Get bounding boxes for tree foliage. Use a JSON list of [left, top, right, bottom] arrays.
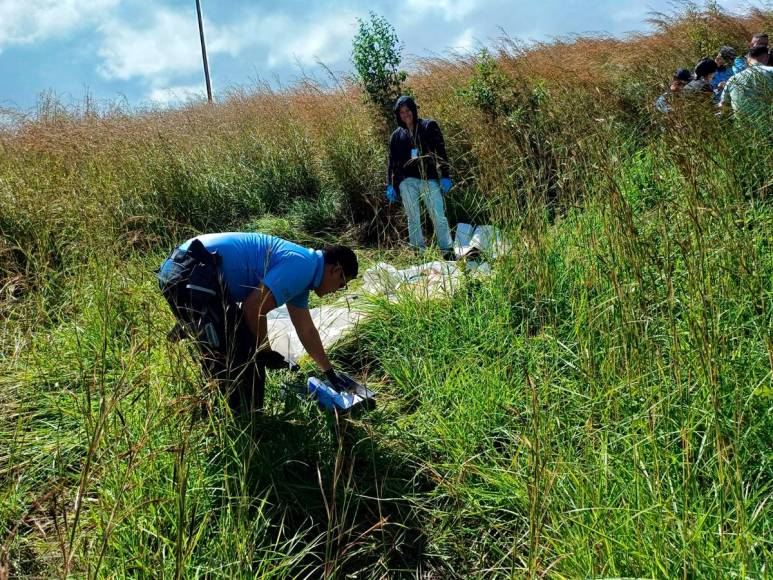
[[351, 12, 407, 126]]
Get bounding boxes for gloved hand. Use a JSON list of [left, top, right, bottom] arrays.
[[255, 349, 294, 370], [440, 178, 452, 193], [386, 184, 397, 203], [324, 368, 350, 392]]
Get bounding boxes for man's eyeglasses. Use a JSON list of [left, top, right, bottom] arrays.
[[333, 263, 348, 291]]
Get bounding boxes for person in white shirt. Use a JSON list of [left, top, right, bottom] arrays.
[[720, 46, 773, 134]]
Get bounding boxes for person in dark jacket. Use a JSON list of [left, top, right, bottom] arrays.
[[683, 58, 719, 97], [386, 95, 454, 257]]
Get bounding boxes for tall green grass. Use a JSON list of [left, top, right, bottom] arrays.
[[1, 5, 772, 577]]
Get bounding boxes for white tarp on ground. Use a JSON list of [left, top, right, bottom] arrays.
[[267, 224, 499, 363], [361, 260, 461, 299], [266, 296, 365, 363]]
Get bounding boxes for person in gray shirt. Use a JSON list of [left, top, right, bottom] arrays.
[[720, 46, 773, 136], [684, 58, 718, 97]]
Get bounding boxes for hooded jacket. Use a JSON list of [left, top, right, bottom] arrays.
[[387, 95, 449, 190]]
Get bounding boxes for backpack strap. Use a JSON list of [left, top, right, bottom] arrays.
[[186, 238, 222, 267]]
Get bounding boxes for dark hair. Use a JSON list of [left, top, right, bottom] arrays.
[[674, 68, 693, 83], [749, 45, 769, 59], [323, 245, 359, 281], [393, 95, 418, 128], [694, 58, 718, 79], [718, 46, 736, 61]]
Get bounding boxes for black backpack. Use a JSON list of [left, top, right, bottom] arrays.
[[159, 238, 227, 350]]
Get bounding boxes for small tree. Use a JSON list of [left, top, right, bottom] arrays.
[[458, 49, 515, 121], [351, 12, 407, 128]]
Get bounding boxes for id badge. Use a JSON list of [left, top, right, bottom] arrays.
[[411, 148, 418, 159]]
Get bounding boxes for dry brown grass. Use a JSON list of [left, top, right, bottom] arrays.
[[3, 8, 768, 152], [0, 6, 770, 285]]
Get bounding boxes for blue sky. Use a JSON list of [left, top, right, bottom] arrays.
[[0, 0, 760, 112]]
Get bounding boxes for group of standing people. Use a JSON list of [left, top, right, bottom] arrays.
[[656, 32, 773, 131]]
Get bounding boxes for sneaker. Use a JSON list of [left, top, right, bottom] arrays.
[[459, 247, 481, 261], [167, 321, 187, 342], [442, 249, 456, 261]]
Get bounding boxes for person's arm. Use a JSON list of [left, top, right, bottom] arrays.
[[241, 284, 277, 350], [719, 79, 733, 114], [387, 132, 396, 188], [286, 304, 333, 371], [655, 94, 670, 114], [428, 120, 450, 179], [388, 131, 408, 192]]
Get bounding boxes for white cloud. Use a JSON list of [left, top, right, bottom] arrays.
[[257, 13, 358, 68], [96, 6, 357, 85], [0, 0, 119, 49], [403, 0, 481, 21], [97, 7, 227, 81], [609, 5, 651, 25], [148, 83, 206, 106], [452, 28, 477, 52]]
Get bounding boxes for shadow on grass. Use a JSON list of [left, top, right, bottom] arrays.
[[207, 372, 443, 578]]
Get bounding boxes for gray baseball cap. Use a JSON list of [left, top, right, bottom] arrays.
[[718, 46, 737, 60]]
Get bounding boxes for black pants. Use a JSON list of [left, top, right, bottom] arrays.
[[158, 242, 266, 411]]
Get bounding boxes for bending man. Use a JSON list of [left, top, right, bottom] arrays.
[[386, 95, 454, 259], [157, 232, 358, 410]]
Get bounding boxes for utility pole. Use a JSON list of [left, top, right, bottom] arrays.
[[195, 0, 213, 103]]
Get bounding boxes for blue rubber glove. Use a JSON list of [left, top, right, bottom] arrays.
[[440, 177, 452, 193], [386, 184, 397, 203]]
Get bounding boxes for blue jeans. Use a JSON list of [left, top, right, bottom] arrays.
[[399, 177, 452, 250]]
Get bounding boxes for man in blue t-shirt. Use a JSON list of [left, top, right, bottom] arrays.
[[157, 232, 358, 410], [711, 46, 737, 100]]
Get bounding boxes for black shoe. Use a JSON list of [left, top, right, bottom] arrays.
[[459, 247, 481, 261], [442, 249, 456, 261], [167, 321, 187, 342]]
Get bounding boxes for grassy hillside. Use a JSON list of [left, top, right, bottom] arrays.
[[1, 5, 771, 578]]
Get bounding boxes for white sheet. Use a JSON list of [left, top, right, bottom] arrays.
[[267, 225, 498, 362]]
